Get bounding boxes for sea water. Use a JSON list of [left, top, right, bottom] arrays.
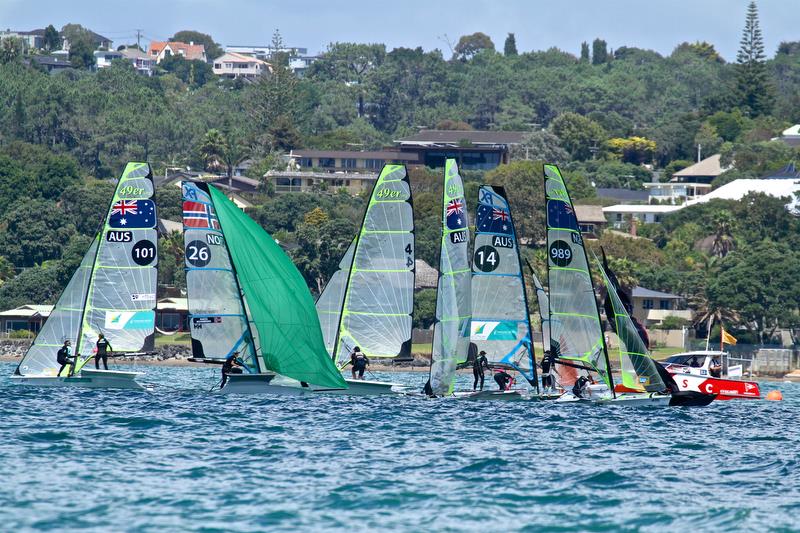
[[0, 361, 798, 532]]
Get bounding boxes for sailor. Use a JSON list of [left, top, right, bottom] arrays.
[[56, 340, 76, 377], [221, 351, 244, 388], [689, 356, 701, 368], [350, 346, 369, 380], [709, 357, 722, 378], [494, 369, 514, 391], [473, 350, 489, 391], [572, 375, 591, 399], [540, 350, 553, 391], [95, 333, 112, 370]]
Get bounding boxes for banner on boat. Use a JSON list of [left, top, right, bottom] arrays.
[[104, 310, 155, 330], [471, 321, 518, 341]]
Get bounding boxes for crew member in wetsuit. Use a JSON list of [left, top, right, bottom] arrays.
[[56, 340, 76, 377], [221, 351, 244, 388], [350, 346, 369, 380], [572, 376, 591, 399], [473, 350, 489, 391], [541, 350, 553, 391], [95, 333, 112, 370], [494, 369, 514, 391]]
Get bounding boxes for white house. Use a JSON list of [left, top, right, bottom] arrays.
[[643, 154, 725, 205], [94, 49, 123, 69], [212, 52, 271, 79]]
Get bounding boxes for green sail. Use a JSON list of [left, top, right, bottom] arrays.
[[597, 261, 666, 393], [208, 185, 346, 389]]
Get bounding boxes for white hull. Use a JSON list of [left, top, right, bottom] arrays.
[[218, 373, 403, 396], [452, 389, 564, 401], [556, 391, 671, 406], [11, 369, 145, 390]]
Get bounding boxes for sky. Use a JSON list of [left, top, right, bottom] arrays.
[[1, 0, 798, 60]]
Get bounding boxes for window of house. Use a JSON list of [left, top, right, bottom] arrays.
[[579, 223, 594, 233], [342, 158, 357, 169], [160, 313, 181, 331], [276, 178, 290, 186], [659, 300, 672, 310], [642, 299, 654, 310], [319, 158, 335, 168], [332, 179, 345, 187], [214, 63, 221, 69], [365, 159, 384, 169], [345, 180, 351, 186], [299, 158, 312, 168], [5, 320, 29, 332], [616, 213, 623, 222]]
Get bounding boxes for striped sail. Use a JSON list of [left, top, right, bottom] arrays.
[[470, 185, 536, 383], [73, 162, 158, 371], [320, 164, 415, 365], [544, 164, 613, 390], [182, 181, 259, 372], [429, 160, 471, 396], [315, 238, 355, 357], [598, 261, 665, 393]]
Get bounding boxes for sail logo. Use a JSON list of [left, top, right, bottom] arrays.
[[109, 199, 156, 229], [376, 187, 402, 199], [106, 230, 132, 242], [471, 321, 518, 341], [131, 293, 156, 302], [446, 181, 463, 198], [492, 236, 514, 248], [117, 185, 146, 198], [206, 234, 224, 246], [446, 199, 466, 230], [104, 310, 154, 330], [450, 230, 467, 244]]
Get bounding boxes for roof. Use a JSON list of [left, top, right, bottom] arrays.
[[31, 55, 73, 67], [782, 125, 800, 137], [291, 150, 419, 161], [761, 162, 800, 180], [395, 130, 527, 146], [596, 188, 649, 203], [157, 298, 188, 312], [672, 154, 724, 179], [158, 218, 182, 235], [119, 48, 150, 60], [574, 205, 607, 224], [0, 304, 53, 317], [682, 178, 800, 212], [149, 41, 206, 60], [603, 204, 681, 214], [414, 259, 438, 289], [632, 287, 682, 300], [213, 51, 271, 66]]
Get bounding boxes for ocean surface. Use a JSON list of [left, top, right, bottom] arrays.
[[0, 361, 798, 532]]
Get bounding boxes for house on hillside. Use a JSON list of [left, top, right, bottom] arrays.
[[30, 55, 74, 73], [148, 41, 207, 63], [0, 305, 53, 335], [212, 52, 271, 79], [120, 47, 155, 75], [596, 187, 649, 204], [62, 30, 112, 51], [225, 45, 316, 75], [630, 287, 691, 327], [394, 130, 526, 170], [156, 298, 188, 333], [643, 154, 726, 204], [775, 124, 800, 148], [603, 204, 680, 228], [574, 205, 607, 238], [94, 49, 123, 69], [0, 28, 46, 50]]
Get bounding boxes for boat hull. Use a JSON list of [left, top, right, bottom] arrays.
[[669, 371, 760, 400], [453, 390, 563, 401], [11, 369, 144, 390], [556, 392, 671, 406], [218, 374, 401, 396]]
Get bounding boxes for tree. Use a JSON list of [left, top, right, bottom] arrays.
[[693, 123, 723, 158], [550, 112, 607, 160], [710, 211, 735, 258], [605, 136, 656, 165], [43, 24, 61, 51], [158, 55, 214, 87], [68, 34, 95, 69], [0, 38, 23, 64], [198, 129, 226, 172], [454, 32, 495, 60], [580, 42, 590, 62], [511, 130, 569, 163], [413, 288, 437, 329], [504, 33, 518, 56], [735, 1, 773, 116], [591, 38, 608, 65], [170, 30, 222, 61]]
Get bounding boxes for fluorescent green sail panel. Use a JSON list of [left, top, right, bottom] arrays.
[[544, 164, 612, 389], [334, 164, 414, 364], [429, 159, 471, 396], [208, 185, 346, 389], [316, 238, 355, 357], [598, 262, 665, 393]]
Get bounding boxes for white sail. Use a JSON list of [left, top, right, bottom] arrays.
[[531, 270, 551, 355], [429, 159, 471, 396], [315, 238, 355, 357]]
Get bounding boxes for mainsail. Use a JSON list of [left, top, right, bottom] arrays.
[[544, 164, 613, 391], [182, 181, 259, 372], [597, 260, 666, 393], [201, 183, 346, 388], [16, 162, 158, 376], [470, 185, 536, 385], [321, 164, 415, 366], [530, 266, 551, 356], [316, 238, 355, 357], [429, 159, 471, 396]]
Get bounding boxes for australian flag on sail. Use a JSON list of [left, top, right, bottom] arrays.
[[547, 199, 580, 232], [477, 204, 512, 234], [109, 199, 156, 229], [183, 201, 220, 230], [446, 198, 466, 230]]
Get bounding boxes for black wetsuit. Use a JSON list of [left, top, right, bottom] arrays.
[[541, 358, 552, 390], [473, 354, 489, 390], [351, 352, 369, 379], [95, 338, 112, 370], [56, 346, 75, 377], [494, 371, 513, 391], [572, 376, 590, 398], [221, 356, 243, 388]]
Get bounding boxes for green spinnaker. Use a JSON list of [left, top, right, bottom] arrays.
[[209, 185, 346, 389]]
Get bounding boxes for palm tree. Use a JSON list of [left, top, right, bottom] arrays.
[[689, 291, 741, 349], [710, 211, 736, 258], [198, 129, 226, 173]]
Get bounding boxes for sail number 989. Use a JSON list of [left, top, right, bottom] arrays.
[[549, 240, 573, 267], [186, 240, 211, 267]]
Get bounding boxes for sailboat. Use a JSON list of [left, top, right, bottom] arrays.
[[181, 181, 346, 394], [315, 164, 415, 395], [460, 185, 543, 400], [12, 162, 158, 389], [543, 164, 668, 405], [427, 159, 472, 396]]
